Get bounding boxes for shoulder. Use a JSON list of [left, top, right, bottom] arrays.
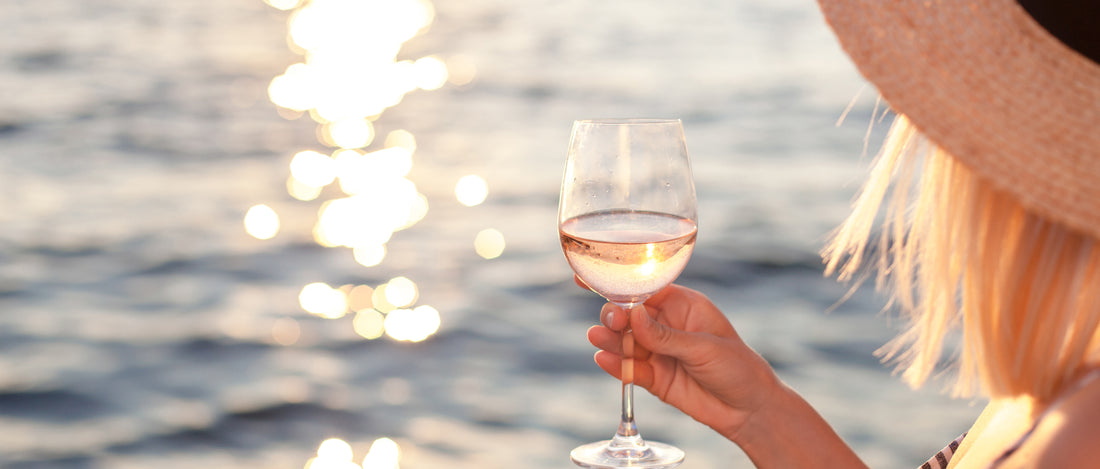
[[1002, 372, 1100, 468]]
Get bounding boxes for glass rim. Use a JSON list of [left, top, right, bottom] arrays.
[[574, 118, 681, 125]]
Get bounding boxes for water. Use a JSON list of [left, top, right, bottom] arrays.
[[0, 0, 982, 467]]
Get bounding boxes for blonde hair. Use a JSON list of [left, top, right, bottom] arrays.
[[823, 114, 1100, 401]]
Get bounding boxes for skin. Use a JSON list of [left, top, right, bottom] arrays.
[[584, 280, 1100, 468], [585, 281, 866, 468], [947, 383, 1100, 468]]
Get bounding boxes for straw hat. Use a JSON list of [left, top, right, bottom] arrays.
[[816, 0, 1100, 239]]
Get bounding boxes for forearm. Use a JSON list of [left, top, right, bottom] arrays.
[[729, 381, 867, 469]]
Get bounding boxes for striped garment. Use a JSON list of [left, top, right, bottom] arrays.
[[920, 433, 967, 469]]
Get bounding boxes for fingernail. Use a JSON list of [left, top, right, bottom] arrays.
[[604, 310, 615, 328]]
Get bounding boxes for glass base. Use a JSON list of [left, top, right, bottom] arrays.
[[570, 438, 684, 469]]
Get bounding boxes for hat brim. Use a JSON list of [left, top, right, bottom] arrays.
[[818, 0, 1100, 239]]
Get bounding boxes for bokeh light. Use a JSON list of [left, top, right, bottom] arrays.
[[455, 174, 488, 207], [291, 150, 337, 187], [271, 0, 441, 124], [264, 0, 302, 11], [362, 437, 401, 469], [244, 204, 280, 240], [415, 305, 442, 341], [474, 228, 506, 259], [383, 309, 414, 341], [325, 118, 375, 149], [384, 129, 417, 152], [353, 244, 387, 267], [384, 305, 440, 342], [445, 55, 477, 86], [335, 147, 414, 195], [263, 0, 455, 352], [268, 63, 314, 111], [317, 438, 354, 462], [272, 317, 301, 346], [305, 438, 361, 469], [256, 0, 490, 466], [299, 282, 349, 319], [384, 277, 417, 308], [302, 435, 406, 469], [402, 194, 430, 230], [306, 458, 360, 469], [347, 285, 375, 311], [353, 309, 386, 340], [289, 176, 325, 201], [317, 197, 396, 247], [371, 285, 396, 313], [412, 56, 448, 90]]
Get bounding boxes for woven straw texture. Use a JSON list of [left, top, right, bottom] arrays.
[[817, 0, 1100, 239]]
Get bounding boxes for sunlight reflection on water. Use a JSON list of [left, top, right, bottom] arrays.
[[251, 0, 485, 344], [475, 228, 506, 259], [248, 0, 481, 463], [454, 174, 489, 207], [244, 204, 281, 239], [303, 437, 403, 469]]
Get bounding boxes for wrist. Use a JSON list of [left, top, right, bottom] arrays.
[[728, 381, 866, 469], [724, 377, 793, 447]]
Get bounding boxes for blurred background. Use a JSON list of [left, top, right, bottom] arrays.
[[0, 0, 982, 467]]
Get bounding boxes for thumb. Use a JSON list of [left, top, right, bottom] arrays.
[[630, 305, 699, 360]]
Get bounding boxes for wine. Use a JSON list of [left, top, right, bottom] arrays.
[[560, 210, 697, 306]]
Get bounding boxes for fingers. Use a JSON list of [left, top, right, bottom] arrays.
[[593, 351, 655, 389], [587, 325, 652, 360], [646, 283, 699, 307], [593, 350, 621, 380], [630, 304, 702, 361], [586, 325, 620, 354], [645, 284, 739, 338], [599, 303, 630, 331]]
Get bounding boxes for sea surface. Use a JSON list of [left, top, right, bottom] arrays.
[[0, 0, 982, 467]]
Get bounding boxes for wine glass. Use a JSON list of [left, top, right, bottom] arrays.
[[558, 118, 697, 468]]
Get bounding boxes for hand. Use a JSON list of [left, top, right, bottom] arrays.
[[586, 283, 781, 441]]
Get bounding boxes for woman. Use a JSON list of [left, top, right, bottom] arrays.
[[586, 0, 1100, 467]]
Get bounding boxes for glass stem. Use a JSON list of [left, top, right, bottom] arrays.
[[608, 328, 649, 457], [618, 329, 638, 438]]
